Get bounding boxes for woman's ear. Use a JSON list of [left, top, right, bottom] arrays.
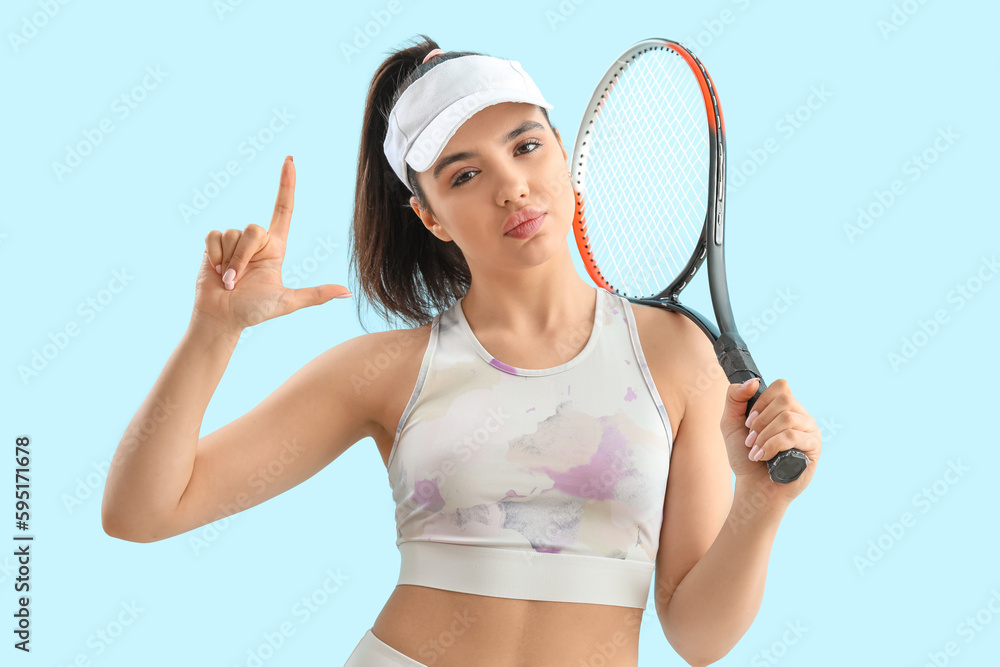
[[410, 196, 453, 243]]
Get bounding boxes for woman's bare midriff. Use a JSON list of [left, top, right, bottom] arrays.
[[364, 302, 685, 666], [372, 586, 644, 666]]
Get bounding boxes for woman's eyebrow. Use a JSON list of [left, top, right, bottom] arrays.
[[432, 120, 545, 180]]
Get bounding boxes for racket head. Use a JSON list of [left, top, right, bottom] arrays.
[[570, 38, 726, 305], [569, 41, 807, 485]]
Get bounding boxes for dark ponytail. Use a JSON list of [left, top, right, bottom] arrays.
[[348, 34, 553, 332]]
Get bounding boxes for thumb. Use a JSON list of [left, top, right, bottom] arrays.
[[283, 284, 353, 313], [722, 377, 760, 436]]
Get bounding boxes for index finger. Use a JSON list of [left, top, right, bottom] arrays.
[[269, 156, 295, 239], [746, 378, 796, 428]]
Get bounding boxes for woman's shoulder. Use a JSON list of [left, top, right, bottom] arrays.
[[625, 299, 708, 352], [345, 321, 436, 463], [624, 300, 722, 428], [352, 319, 435, 376]]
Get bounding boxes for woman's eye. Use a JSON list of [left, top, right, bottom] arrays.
[[451, 139, 544, 188]]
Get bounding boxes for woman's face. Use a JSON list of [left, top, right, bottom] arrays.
[[410, 102, 575, 271]]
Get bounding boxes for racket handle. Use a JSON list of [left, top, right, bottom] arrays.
[[715, 337, 809, 484]]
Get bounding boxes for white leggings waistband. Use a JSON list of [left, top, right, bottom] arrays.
[[344, 628, 426, 666]]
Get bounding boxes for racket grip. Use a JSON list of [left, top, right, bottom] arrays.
[[715, 337, 809, 484]]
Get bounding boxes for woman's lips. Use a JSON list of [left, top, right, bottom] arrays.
[[504, 213, 545, 239]]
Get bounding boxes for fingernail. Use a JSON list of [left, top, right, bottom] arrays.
[[741, 377, 759, 388], [215, 264, 222, 274], [334, 291, 353, 299], [748, 444, 760, 460], [745, 430, 757, 449], [745, 410, 758, 429], [223, 267, 235, 290], [752, 445, 765, 462]]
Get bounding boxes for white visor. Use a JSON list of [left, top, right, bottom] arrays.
[[383, 55, 554, 193]]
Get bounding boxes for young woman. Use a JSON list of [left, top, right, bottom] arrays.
[[102, 35, 821, 667]]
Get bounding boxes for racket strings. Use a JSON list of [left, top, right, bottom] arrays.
[[582, 48, 709, 298]]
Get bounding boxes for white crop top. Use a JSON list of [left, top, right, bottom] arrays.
[[386, 287, 673, 609]]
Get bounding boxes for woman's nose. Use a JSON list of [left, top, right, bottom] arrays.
[[494, 163, 530, 204]]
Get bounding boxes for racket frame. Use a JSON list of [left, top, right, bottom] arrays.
[[570, 38, 808, 484]]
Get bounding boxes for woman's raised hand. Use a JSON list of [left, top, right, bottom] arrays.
[[191, 156, 352, 334]]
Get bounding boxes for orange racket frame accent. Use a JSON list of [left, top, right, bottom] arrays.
[[571, 39, 725, 294]]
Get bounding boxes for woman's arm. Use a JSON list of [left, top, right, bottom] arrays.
[[103, 157, 367, 542], [651, 312, 821, 666], [101, 314, 395, 543], [101, 315, 243, 540], [659, 483, 786, 667]]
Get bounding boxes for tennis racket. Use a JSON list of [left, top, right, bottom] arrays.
[[569, 38, 808, 484]]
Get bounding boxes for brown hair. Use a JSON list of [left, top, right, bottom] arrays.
[[348, 34, 554, 332]]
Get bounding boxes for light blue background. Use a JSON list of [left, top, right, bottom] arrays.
[[5, 0, 999, 665]]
